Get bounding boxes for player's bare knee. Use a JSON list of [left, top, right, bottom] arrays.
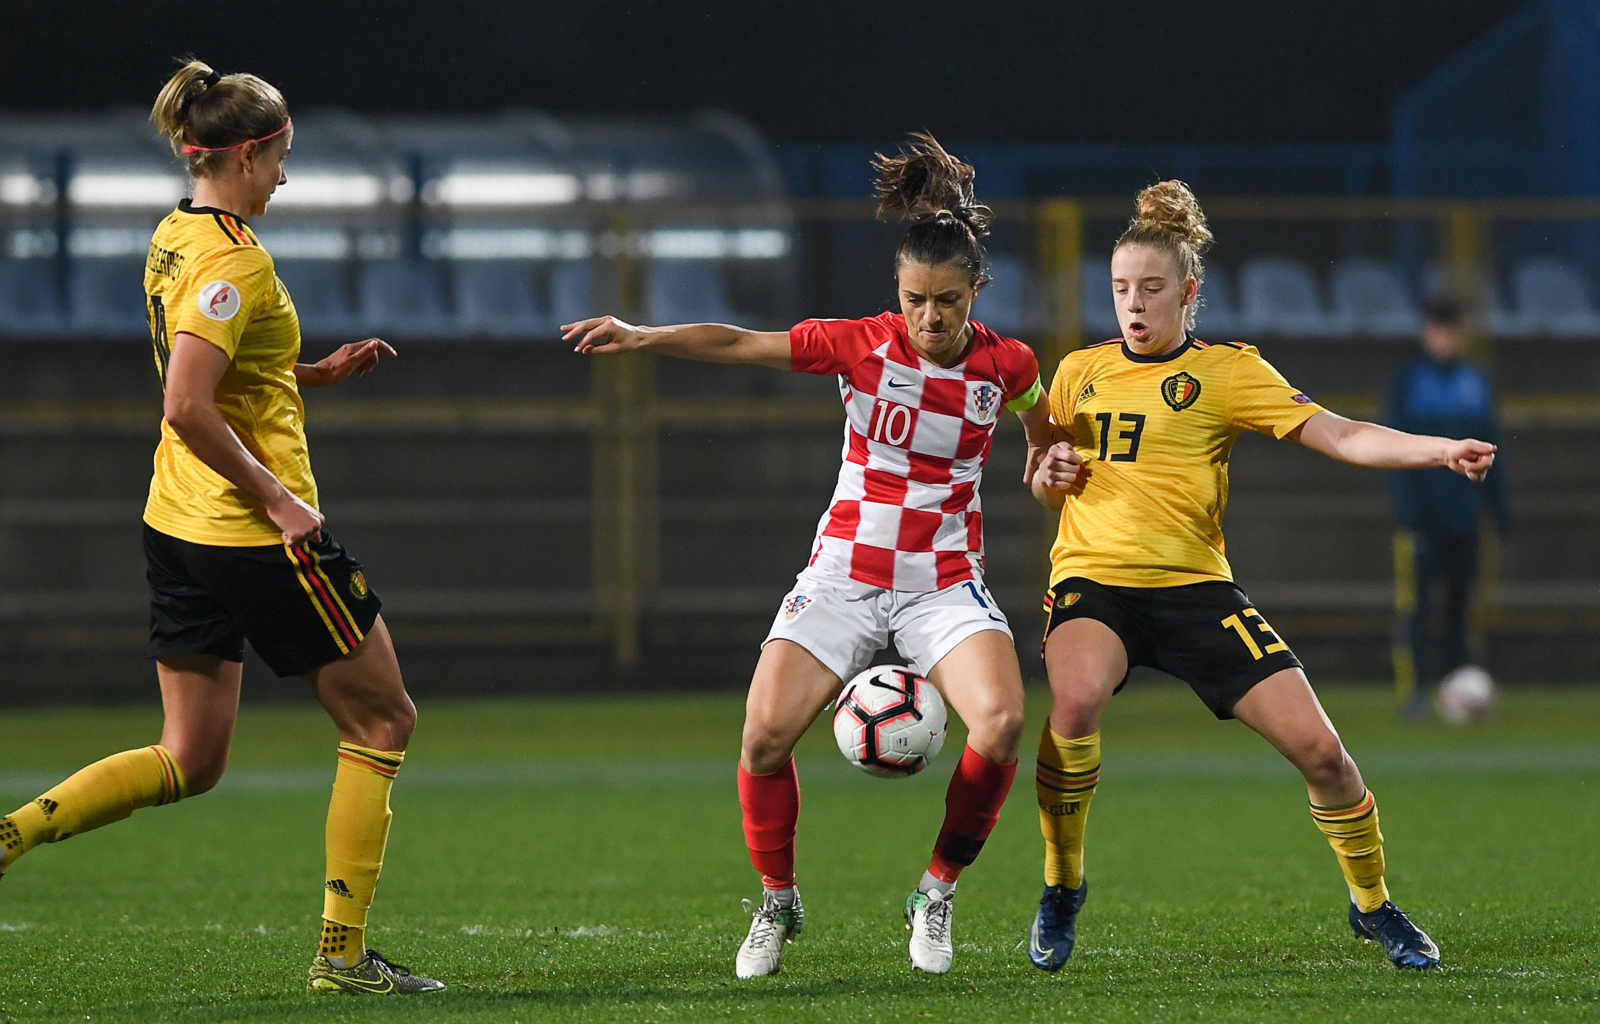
[[978, 700, 1026, 757], [1050, 680, 1107, 737], [740, 721, 793, 774], [385, 694, 418, 748], [174, 749, 229, 796], [1300, 734, 1351, 788]]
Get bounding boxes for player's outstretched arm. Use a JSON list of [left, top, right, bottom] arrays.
[[564, 315, 792, 370], [294, 338, 397, 387], [1289, 409, 1497, 481]]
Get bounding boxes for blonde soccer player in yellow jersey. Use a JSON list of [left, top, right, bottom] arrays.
[[0, 60, 442, 996], [1023, 181, 1497, 974]]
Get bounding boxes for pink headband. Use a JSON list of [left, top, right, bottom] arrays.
[[181, 117, 292, 155]]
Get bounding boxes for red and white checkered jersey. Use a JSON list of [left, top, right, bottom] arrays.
[[790, 311, 1042, 591]]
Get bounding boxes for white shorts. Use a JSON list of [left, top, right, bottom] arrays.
[[763, 567, 1014, 682]]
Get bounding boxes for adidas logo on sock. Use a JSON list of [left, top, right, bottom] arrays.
[[34, 798, 58, 820], [325, 879, 354, 898]]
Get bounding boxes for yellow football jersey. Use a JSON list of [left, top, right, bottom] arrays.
[[1047, 337, 1323, 588], [142, 200, 317, 546]]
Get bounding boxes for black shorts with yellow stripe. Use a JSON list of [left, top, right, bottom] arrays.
[[145, 524, 380, 677], [1042, 576, 1302, 720]]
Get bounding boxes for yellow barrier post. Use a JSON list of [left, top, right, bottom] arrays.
[[1033, 200, 1083, 566], [590, 210, 652, 674], [1444, 205, 1498, 653]]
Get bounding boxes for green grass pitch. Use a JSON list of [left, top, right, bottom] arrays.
[[1, 682, 1596, 1023]]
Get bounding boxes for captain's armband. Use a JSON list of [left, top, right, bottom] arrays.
[[1006, 377, 1043, 412]]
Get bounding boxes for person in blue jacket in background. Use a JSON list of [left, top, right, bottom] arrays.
[[1387, 296, 1511, 719]]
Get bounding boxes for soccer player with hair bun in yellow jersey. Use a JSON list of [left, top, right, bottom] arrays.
[[1023, 181, 1497, 974], [0, 60, 442, 996]]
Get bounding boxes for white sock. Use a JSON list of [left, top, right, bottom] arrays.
[[919, 871, 955, 897], [764, 885, 797, 909]]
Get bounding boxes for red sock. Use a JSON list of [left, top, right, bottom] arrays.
[[928, 746, 1017, 884], [737, 759, 800, 889]]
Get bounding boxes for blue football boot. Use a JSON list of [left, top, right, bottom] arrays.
[[1349, 901, 1440, 969], [1028, 878, 1088, 971]]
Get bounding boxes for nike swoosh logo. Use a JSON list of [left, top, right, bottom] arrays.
[[1030, 927, 1055, 962], [332, 970, 395, 994], [887, 379, 913, 388]]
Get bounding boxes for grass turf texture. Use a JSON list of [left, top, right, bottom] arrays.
[[1, 683, 1596, 1023]]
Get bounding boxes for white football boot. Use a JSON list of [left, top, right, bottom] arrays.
[[905, 886, 955, 973], [735, 887, 804, 979]]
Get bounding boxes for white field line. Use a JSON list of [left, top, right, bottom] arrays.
[[0, 746, 1595, 796]]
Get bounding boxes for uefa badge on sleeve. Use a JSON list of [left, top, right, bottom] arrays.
[[197, 280, 242, 321]]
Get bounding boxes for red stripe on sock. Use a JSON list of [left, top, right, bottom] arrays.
[[928, 746, 1018, 884], [737, 759, 800, 889]]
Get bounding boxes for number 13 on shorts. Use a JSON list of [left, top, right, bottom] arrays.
[[1221, 608, 1288, 660]]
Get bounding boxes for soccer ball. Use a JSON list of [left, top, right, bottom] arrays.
[[832, 665, 947, 778], [1437, 665, 1496, 724]]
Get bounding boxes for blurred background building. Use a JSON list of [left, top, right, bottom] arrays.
[[0, 0, 1594, 698]]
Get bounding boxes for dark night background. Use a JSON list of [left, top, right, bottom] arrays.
[[0, 1, 1528, 144]]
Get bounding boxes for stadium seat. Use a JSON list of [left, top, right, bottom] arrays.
[[0, 260, 66, 337], [1330, 258, 1420, 336], [1418, 261, 1515, 334], [1193, 265, 1238, 339], [649, 261, 733, 324], [358, 261, 450, 337], [1238, 256, 1335, 337], [549, 261, 592, 328], [69, 259, 148, 338], [977, 254, 1028, 336], [1508, 258, 1600, 337], [275, 261, 356, 338], [455, 261, 544, 338], [1079, 264, 1121, 341]]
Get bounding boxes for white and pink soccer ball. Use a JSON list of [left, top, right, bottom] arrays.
[[832, 665, 947, 778], [1437, 665, 1497, 724]]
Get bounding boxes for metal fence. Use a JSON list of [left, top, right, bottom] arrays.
[[1, 195, 1598, 693]]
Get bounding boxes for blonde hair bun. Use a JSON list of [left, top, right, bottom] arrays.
[[1133, 180, 1213, 253]]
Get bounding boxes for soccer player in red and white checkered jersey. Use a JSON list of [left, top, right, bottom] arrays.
[[566, 134, 1056, 977]]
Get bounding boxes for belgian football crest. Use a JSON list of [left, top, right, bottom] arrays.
[[1160, 371, 1202, 411]]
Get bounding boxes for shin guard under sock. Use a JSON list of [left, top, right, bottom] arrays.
[[927, 746, 1017, 884], [1311, 788, 1389, 913], [2, 745, 186, 868], [1036, 726, 1099, 889], [321, 743, 403, 956], [737, 759, 800, 889]]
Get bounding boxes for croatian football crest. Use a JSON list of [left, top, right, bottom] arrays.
[[966, 381, 1002, 424], [783, 594, 812, 620], [1160, 371, 1202, 411]]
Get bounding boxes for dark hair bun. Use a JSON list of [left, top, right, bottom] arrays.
[[872, 132, 992, 238]]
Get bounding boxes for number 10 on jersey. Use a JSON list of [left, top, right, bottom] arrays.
[[871, 399, 915, 447]]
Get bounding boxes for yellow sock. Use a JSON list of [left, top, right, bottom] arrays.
[[320, 920, 363, 965], [1036, 726, 1099, 889], [1, 745, 186, 868], [320, 743, 404, 964], [1311, 788, 1390, 913]]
